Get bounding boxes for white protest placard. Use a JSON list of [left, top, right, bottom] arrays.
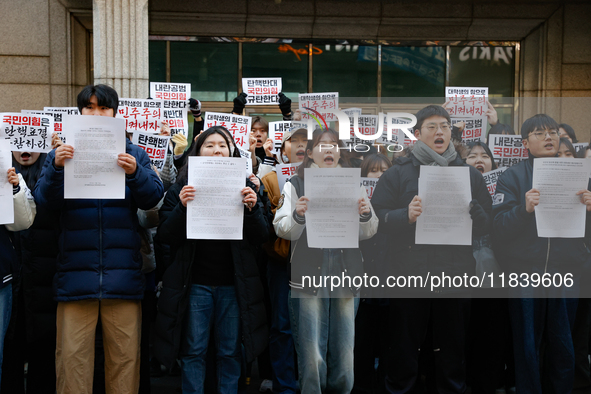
[[269, 121, 292, 156], [132, 132, 170, 172], [150, 82, 190, 137], [451, 117, 487, 143], [22, 110, 66, 144], [304, 167, 360, 248], [63, 115, 126, 199], [482, 167, 507, 198], [377, 114, 414, 147], [0, 139, 14, 225], [242, 78, 282, 105], [533, 158, 591, 238], [445, 87, 488, 117], [348, 115, 379, 147], [416, 166, 472, 245], [237, 147, 254, 177], [204, 112, 252, 150], [0, 113, 53, 152], [117, 98, 163, 133], [488, 135, 528, 168], [360, 177, 379, 200], [186, 156, 246, 240], [276, 163, 301, 192], [299, 92, 339, 122], [44, 107, 80, 115], [573, 143, 588, 157]]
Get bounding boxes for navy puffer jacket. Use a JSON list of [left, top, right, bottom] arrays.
[[33, 139, 164, 301]]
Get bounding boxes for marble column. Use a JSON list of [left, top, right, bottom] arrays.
[[93, 0, 149, 98]]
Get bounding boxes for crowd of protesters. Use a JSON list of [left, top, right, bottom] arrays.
[[1, 83, 591, 394]]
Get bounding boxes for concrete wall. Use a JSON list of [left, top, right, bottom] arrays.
[[520, 3, 591, 141]]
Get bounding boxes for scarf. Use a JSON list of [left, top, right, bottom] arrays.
[[411, 140, 457, 167]]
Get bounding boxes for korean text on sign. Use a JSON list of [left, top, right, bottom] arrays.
[[482, 167, 507, 198], [204, 112, 252, 150], [149, 82, 190, 137], [360, 177, 378, 200], [44, 107, 80, 115], [298, 92, 339, 122], [451, 117, 487, 144], [269, 121, 292, 155], [117, 98, 163, 133], [132, 131, 170, 172], [242, 78, 282, 105], [0, 113, 53, 152], [22, 110, 66, 143], [276, 163, 301, 192], [488, 135, 528, 168], [445, 86, 489, 117], [348, 115, 379, 147]]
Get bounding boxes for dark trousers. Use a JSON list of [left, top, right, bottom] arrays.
[[508, 297, 578, 394], [573, 298, 591, 394], [385, 298, 470, 394]]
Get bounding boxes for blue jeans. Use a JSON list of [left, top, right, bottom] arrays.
[[181, 285, 241, 394], [0, 283, 12, 387], [267, 262, 296, 394], [508, 297, 578, 394], [289, 291, 359, 394]]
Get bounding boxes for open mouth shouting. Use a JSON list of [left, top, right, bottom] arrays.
[[295, 148, 305, 160], [544, 141, 555, 150], [323, 154, 335, 166], [475, 164, 485, 173], [434, 138, 446, 150], [20, 152, 32, 162]]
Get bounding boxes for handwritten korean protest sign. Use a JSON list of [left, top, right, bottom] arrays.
[[117, 99, 163, 133], [132, 131, 170, 172], [451, 117, 487, 143], [204, 112, 252, 150], [482, 167, 507, 197], [277, 163, 301, 191], [488, 135, 528, 168], [299, 92, 339, 122], [242, 78, 282, 105], [22, 110, 66, 143], [269, 121, 292, 156], [150, 82, 190, 137], [360, 177, 378, 200], [445, 87, 489, 117], [44, 107, 80, 115], [0, 113, 53, 152]]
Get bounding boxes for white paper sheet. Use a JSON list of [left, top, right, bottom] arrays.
[[532, 158, 591, 238], [416, 166, 472, 245], [63, 115, 126, 199], [0, 139, 14, 225], [304, 168, 360, 249], [186, 156, 246, 240]]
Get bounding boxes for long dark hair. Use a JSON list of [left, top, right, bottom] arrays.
[[558, 123, 577, 143], [296, 128, 349, 179], [12, 153, 48, 189], [176, 126, 241, 185], [464, 141, 498, 171], [559, 137, 576, 157]]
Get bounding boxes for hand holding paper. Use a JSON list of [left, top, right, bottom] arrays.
[[358, 197, 370, 216], [55, 144, 74, 167], [525, 188, 540, 213], [296, 196, 309, 217], [7, 168, 18, 187], [242, 187, 257, 210], [408, 195, 422, 224], [117, 153, 137, 175], [576, 189, 591, 211], [180, 185, 196, 207]]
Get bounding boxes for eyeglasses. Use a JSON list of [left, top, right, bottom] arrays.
[[528, 129, 559, 140], [423, 122, 451, 133]]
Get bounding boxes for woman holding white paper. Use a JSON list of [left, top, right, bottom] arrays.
[[273, 128, 378, 394], [155, 126, 269, 394]]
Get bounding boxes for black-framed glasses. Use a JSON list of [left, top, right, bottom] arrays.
[[423, 122, 451, 133], [528, 129, 559, 140]]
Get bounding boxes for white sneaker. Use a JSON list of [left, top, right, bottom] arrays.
[[259, 379, 273, 392]]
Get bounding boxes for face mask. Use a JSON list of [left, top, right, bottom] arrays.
[[282, 154, 289, 163]]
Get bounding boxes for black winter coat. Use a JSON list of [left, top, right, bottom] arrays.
[[493, 155, 591, 275], [371, 154, 492, 294], [154, 180, 269, 369]]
